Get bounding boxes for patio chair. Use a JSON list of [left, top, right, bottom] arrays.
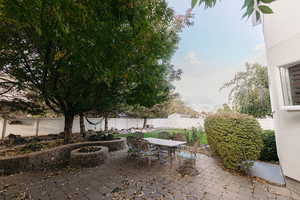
[[177, 142, 198, 167], [135, 132, 144, 139], [127, 136, 141, 158], [136, 140, 159, 166]]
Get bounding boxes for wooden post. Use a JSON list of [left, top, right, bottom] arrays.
[[35, 118, 40, 137], [1, 118, 7, 140]]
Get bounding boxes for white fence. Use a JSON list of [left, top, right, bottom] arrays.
[[0, 117, 274, 138]]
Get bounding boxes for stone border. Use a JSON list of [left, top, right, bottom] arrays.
[[70, 146, 108, 168], [93, 137, 126, 152], [0, 138, 126, 175]]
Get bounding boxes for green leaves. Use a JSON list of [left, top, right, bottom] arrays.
[[258, 5, 273, 14], [221, 63, 272, 118], [191, 0, 198, 8], [191, 0, 217, 8], [260, 0, 275, 3], [1, 0, 181, 121], [205, 113, 263, 170], [191, 0, 274, 19]]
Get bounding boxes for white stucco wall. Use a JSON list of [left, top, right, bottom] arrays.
[[263, 0, 300, 181]]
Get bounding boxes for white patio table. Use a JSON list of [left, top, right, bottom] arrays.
[[144, 138, 186, 148], [143, 138, 186, 165]]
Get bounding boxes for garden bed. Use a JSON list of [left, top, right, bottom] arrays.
[[0, 139, 64, 157], [0, 138, 126, 175]]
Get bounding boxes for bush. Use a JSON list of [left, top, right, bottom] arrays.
[[20, 142, 43, 153], [185, 127, 200, 145], [88, 132, 114, 141], [204, 113, 263, 170], [260, 130, 279, 162], [158, 131, 171, 139]]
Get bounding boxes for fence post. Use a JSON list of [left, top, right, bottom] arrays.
[[1, 118, 7, 140], [35, 118, 40, 136]]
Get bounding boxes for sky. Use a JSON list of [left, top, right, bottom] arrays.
[[167, 0, 267, 112]]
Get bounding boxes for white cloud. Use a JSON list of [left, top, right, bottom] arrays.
[[173, 47, 267, 112], [173, 51, 242, 112]]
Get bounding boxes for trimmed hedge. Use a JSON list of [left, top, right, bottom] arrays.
[[260, 130, 279, 162], [204, 113, 263, 170]]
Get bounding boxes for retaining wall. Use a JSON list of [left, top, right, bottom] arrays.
[[0, 138, 126, 175]]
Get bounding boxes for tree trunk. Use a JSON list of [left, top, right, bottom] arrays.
[[64, 113, 74, 144], [35, 118, 40, 137], [79, 113, 86, 137], [1, 117, 7, 140], [143, 117, 147, 129], [104, 116, 108, 131]]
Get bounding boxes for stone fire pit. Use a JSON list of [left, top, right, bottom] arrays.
[[70, 145, 108, 168]]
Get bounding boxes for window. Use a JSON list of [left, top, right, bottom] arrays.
[[280, 63, 300, 106]]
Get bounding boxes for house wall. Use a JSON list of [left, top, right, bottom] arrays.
[[263, 0, 300, 181]]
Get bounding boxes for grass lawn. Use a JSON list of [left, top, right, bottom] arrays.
[[115, 128, 208, 145]]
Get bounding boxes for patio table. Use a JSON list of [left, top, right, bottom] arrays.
[[143, 138, 186, 165], [144, 138, 186, 148]]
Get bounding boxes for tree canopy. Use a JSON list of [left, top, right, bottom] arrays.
[[0, 0, 185, 142], [221, 63, 271, 118]]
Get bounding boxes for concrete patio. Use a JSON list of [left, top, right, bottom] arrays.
[[0, 151, 299, 200]]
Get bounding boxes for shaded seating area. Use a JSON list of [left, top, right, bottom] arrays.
[[126, 135, 160, 165], [127, 134, 188, 166]]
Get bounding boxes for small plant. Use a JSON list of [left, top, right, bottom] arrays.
[[185, 127, 200, 145], [88, 131, 114, 141], [191, 127, 199, 143], [78, 146, 101, 153], [20, 142, 43, 153]]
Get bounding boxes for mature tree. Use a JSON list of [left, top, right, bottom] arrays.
[[0, 73, 45, 118], [79, 3, 189, 132], [127, 94, 200, 128], [221, 63, 271, 118], [1, 0, 183, 142], [126, 104, 169, 129], [166, 96, 199, 118]]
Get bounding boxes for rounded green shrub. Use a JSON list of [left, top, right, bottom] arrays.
[[204, 113, 263, 170], [260, 130, 279, 162]]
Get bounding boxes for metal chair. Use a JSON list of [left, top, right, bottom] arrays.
[[135, 132, 144, 139], [127, 136, 141, 158], [177, 142, 198, 167], [136, 140, 159, 166]]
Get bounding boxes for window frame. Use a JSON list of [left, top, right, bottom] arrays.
[[278, 60, 300, 111]]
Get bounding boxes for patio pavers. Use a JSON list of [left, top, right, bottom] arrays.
[[0, 151, 300, 200]]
